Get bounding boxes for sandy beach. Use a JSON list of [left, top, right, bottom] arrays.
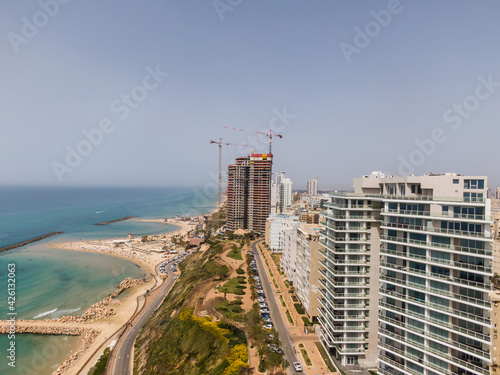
[[0, 215, 205, 375]]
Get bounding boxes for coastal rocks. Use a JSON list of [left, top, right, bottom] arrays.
[[0, 326, 100, 375], [53, 329, 100, 375], [52, 277, 145, 324], [0, 277, 145, 374]]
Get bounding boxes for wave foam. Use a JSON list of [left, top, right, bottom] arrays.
[[33, 308, 58, 319], [54, 307, 81, 317]]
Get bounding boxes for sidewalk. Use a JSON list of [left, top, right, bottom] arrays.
[[257, 241, 336, 375]]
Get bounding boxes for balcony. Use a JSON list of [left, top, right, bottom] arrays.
[[323, 202, 380, 210], [321, 212, 378, 221], [321, 231, 368, 243], [321, 221, 368, 232], [379, 288, 491, 325], [379, 270, 491, 307], [380, 235, 492, 256], [331, 336, 366, 343], [332, 191, 486, 204], [379, 333, 489, 375], [320, 240, 368, 254], [379, 313, 491, 361], [381, 222, 492, 240], [378, 355, 422, 375], [379, 301, 491, 343], [381, 208, 491, 222], [380, 247, 492, 274]]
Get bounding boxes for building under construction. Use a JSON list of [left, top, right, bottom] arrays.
[[226, 153, 273, 233]]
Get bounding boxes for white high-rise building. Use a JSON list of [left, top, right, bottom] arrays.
[[271, 182, 278, 215], [265, 214, 300, 253], [318, 172, 493, 375], [279, 177, 293, 212], [273, 171, 293, 213], [307, 179, 318, 196], [281, 228, 298, 284]]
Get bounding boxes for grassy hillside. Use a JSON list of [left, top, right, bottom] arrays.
[[134, 242, 247, 375]]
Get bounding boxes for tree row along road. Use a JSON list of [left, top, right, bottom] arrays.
[[108, 253, 187, 375], [251, 239, 303, 375]]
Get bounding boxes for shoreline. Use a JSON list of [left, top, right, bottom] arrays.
[[37, 214, 206, 374]]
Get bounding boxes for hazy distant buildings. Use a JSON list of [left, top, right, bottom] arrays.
[[226, 153, 272, 233], [300, 211, 320, 224], [273, 171, 292, 213], [307, 179, 318, 196]]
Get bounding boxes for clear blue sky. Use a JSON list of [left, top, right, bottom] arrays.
[[1, 1, 499, 190]]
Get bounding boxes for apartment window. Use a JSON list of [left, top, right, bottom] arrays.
[[429, 340, 448, 354], [429, 355, 448, 371], [464, 179, 485, 189], [347, 357, 358, 365], [429, 324, 449, 339], [453, 179, 459, 184]]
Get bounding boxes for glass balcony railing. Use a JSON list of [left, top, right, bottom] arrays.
[[380, 248, 492, 273], [379, 301, 490, 342], [380, 235, 492, 256], [379, 288, 491, 325], [381, 208, 491, 222], [379, 313, 491, 360], [379, 269, 491, 307], [378, 354, 423, 375], [331, 191, 486, 204], [381, 222, 492, 239], [379, 335, 489, 375]]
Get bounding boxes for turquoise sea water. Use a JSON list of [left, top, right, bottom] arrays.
[[0, 186, 217, 374]]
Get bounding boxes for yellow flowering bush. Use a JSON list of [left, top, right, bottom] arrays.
[[223, 344, 249, 375]]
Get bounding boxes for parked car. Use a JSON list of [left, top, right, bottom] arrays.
[[293, 362, 303, 372], [263, 323, 273, 330]]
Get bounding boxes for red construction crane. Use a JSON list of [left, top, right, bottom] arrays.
[[224, 127, 283, 154], [210, 138, 249, 230]]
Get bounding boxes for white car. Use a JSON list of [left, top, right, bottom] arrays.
[[293, 362, 302, 372]]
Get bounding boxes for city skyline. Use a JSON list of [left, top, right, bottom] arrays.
[[2, 2, 500, 190]]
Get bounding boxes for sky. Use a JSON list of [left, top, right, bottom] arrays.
[[1, 1, 500, 191]]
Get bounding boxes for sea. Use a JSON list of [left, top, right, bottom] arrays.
[[0, 186, 217, 375]]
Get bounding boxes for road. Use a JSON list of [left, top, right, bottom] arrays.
[[109, 253, 188, 375], [252, 239, 303, 375]]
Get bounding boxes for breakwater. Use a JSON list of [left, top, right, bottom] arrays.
[[0, 232, 64, 253], [94, 216, 136, 225]]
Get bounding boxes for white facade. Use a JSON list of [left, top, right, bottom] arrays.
[[274, 171, 293, 213], [279, 177, 293, 212], [267, 214, 300, 253], [295, 223, 321, 321], [281, 228, 298, 284], [318, 172, 493, 375], [271, 182, 278, 215], [307, 179, 318, 196]]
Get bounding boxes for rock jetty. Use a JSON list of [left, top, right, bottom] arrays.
[[0, 277, 145, 374], [95, 216, 136, 225], [0, 232, 64, 253]]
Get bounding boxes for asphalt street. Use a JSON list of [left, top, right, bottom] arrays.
[[109, 253, 187, 375], [251, 239, 303, 375]]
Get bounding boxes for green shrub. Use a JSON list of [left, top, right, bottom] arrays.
[[294, 303, 305, 315]]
